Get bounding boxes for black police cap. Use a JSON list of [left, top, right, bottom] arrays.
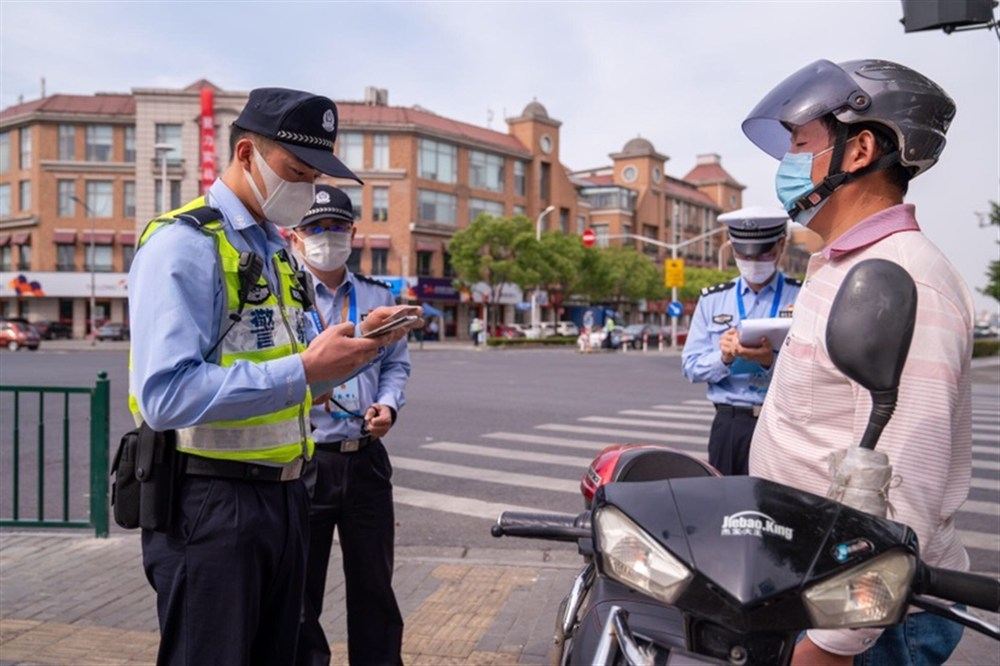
[[234, 87, 362, 183], [297, 185, 356, 227]]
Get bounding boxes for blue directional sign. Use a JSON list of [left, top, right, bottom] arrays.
[[667, 300, 684, 318]]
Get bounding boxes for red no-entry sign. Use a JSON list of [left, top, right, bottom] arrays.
[[582, 228, 596, 248]]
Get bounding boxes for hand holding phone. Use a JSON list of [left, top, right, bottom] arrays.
[[362, 315, 419, 339]]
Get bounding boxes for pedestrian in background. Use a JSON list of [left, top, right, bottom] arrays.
[[470, 316, 483, 346]]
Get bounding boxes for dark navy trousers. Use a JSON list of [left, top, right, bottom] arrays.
[[708, 410, 758, 476], [295, 441, 403, 666], [142, 475, 309, 666]]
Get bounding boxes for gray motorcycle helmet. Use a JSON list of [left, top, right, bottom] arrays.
[[743, 59, 956, 178]]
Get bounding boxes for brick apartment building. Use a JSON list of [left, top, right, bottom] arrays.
[[1, 79, 796, 339]]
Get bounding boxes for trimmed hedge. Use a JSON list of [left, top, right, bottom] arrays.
[[486, 335, 578, 347], [973, 339, 1000, 358]]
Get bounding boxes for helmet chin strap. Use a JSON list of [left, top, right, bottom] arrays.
[[789, 122, 901, 220]]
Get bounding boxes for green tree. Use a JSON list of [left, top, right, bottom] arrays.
[[447, 214, 537, 326], [679, 266, 739, 301], [983, 201, 1000, 303], [593, 246, 668, 304]]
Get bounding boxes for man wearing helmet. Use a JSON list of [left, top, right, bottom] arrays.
[[744, 60, 974, 665]]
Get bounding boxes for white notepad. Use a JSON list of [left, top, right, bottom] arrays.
[[738, 317, 793, 349]]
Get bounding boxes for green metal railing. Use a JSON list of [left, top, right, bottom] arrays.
[[1, 371, 110, 537]]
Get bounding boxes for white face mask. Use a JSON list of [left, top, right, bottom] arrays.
[[298, 232, 353, 271], [735, 257, 777, 285], [243, 147, 316, 228]]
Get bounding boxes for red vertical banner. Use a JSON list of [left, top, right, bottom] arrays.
[[199, 87, 216, 193]]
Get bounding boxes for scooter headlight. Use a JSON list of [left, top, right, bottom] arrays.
[[804, 551, 916, 628], [594, 505, 692, 604]]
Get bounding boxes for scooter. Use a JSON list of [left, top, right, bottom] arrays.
[[492, 259, 1000, 665]]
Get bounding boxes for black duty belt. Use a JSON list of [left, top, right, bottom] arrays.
[[183, 454, 304, 482], [317, 435, 376, 454], [714, 403, 762, 418]]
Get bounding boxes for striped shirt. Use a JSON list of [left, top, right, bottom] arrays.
[[749, 204, 974, 655]]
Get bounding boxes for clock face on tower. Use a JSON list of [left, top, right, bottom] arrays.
[[540, 135, 552, 154]]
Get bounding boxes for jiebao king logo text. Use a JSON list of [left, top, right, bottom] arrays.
[[721, 511, 794, 541]]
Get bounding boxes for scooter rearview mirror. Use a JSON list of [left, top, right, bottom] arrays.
[[825, 259, 917, 450]]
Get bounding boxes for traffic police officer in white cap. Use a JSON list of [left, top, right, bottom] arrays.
[[681, 206, 801, 475]]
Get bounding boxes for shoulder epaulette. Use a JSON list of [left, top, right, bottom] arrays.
[[784, 276, 803, 288], [701, 281, 736, 297], [173, 206, 222, 227], [356, 274, 392, 290]]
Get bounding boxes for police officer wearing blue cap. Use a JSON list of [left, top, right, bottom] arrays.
[[681, 206, 801, 475], [289, 185, 412, 666], [129, 88, 420, 665]]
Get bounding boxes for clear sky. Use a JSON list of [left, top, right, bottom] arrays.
[[2, 0, 997, 313]]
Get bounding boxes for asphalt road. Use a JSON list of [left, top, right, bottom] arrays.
[[1, 346, 998, 573]]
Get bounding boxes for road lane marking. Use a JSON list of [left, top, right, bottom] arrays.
[[971, 477, 1000, 491], [392, 456, 578, 493], [972, 459, 1000, 472], [483, 431, 710, 457], [393, 486, 543, 520], [958, 530, 1000, 552], [658, 402, 716, 413], [957, 499, 1000, 517], [580, 416, 711, 433], [619, 409, 715, 422], [423, 441, 593, 468], [537, 423, 712, 446]]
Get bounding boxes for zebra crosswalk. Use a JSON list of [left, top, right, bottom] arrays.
[[390, 395, 1000, 573]]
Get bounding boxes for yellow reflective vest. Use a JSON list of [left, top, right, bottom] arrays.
[[128, 197, 314, 464]]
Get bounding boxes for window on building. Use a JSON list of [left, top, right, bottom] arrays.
[[468, 197, 504, 223], [0, 183, 11, 217], [154, 179, 182, 211], [372, 186, 389, 221], [443, 250, 455, 279], [593, 225, 609, 247], [86, 125, 113, 161], [57, 244, 76, 271], [155, 124, 183, 163], [85, 181, 113, 217], [58, 125, 76, 160], [58, 180, 75, 217], [577, 215, 586, 234], [0, 132, 9, 173], [373, 134, 389, 170], [418, 139, 457, 183], [19, 128, 31, 169], [0, 246, 11, 271], [468, 150, 504, 192], [123, 181, 136, 218], [370, 248, 388, 275], [347, 248, 361, 274], [337, 132, 364, 170], [19, 180, 30, 211], [85, 244, 114, 272], [418, 189, 456, 224], [342, 186, 362, 220], [514, 161, 526, 196], [416, 250, 434, 277], [539, 162, 551, 202], [59, 299, 74, 323], [559, 208, 570, 234], [123, 244, 136, 272], [124, 126, 136, 162], [513, 204, 526, 217], [17, 243, 30, 270]]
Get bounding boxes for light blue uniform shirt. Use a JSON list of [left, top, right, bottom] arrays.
[[129, 179, 385, 432], [306, 269, 411, 443], [681, 272, 801, 407]]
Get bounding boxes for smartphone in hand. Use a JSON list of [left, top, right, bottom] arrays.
[[362, 315, 420, 339]]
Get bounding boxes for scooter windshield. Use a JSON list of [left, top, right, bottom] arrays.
[[742, 59, 860, 159]]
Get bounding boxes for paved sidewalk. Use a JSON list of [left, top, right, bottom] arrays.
[[0, 531, 578, 665], [2, 531, 996, 665]]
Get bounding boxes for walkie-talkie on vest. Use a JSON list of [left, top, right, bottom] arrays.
[[205, 251, 265, 359]]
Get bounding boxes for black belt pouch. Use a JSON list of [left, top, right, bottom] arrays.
[[111, 424, 178, 532]]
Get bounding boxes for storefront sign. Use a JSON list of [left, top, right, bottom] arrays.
[[1, 272, 129, 299], [415, 277, 460, 302], [471, 282, 523, 305]]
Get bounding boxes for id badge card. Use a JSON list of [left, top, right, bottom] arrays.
[[331, 376, 361, 419]]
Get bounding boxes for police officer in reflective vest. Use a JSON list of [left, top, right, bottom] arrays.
[[290, 185, 412, 666], [129, 88, 416, 665], [681, 207, 801, 475]]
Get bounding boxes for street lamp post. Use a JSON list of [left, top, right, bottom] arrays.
[[70, 195, 98, 345], [153, 143, 173, 212], [531, 205, 556, 333], [605, 226, 729, 348]]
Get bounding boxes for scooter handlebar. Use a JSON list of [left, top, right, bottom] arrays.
[[492, 511, 590, 542], [917, 565, 1000, 612]]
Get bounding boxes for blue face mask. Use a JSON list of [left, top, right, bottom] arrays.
[[775, 144, 837, 226]]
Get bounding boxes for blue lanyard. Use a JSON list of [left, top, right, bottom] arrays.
[[736, 274, 784, 322]]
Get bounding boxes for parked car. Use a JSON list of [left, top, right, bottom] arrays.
[[623, 324, 664, 349], [974, 322, 999, 339], [490, 323, 526, 339], [0, 321, 41, 351], [32, 320, 73, 340], [555, 321, 579, 337], [95, 323, 130, 341], [589, 326, 626, 349]]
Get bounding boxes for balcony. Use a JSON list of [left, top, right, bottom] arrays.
[[581, 186, 636, 213]]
